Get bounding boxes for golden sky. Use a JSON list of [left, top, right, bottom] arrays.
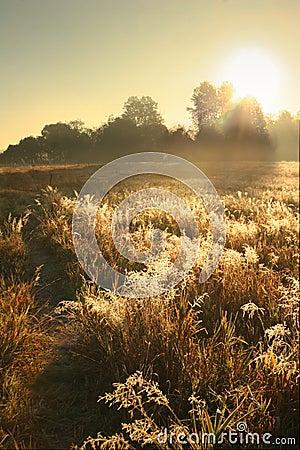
[[0, 0, 299, 151]]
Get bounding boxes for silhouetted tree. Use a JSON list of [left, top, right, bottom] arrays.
[[219, 97, 273, 159], [188, 81, 233, 136], [95, 117, 142, 161], [165, 125, 193, 154], [1, 86, 297, 165], [267, 111, 299, 160], [188, 81, 218, 133], [0, 136, 46, 165], [122, 96, 163, 127], [217, 81, 234, 116], [41, 122, 93, 163], [223, 97, 268, 141]]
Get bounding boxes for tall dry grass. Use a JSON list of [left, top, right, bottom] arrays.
[[0, 214, 51, 449], [0, 162, 298, 449], [49, 176, 298, 448]]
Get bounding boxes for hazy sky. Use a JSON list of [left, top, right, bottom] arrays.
[[0, 0, 299, 151]]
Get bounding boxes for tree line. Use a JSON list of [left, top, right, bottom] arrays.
[[0, 82, 299, 165]]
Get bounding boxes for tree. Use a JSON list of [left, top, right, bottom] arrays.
[[41, 122, 93, 163], [0, 136, 47, 165], [122, 96, 163, 127], [223, 97, 268, 140], [188, 81, 218, 133], [217, 81, 234, 115], [95, 117, 142, 161], [120, 96, 167, 152], [267, 110, 299, 160], [165, 125, 193, 154], [188, 81, 233, 135]]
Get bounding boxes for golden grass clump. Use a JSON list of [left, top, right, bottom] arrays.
[[34, 185, 76, 252], [78, 370, 264, 450], [55, 280, 203, 399], [0, 212, 30, 279], [0, 274, 51, 449]]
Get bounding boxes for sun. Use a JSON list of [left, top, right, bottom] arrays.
[[221, 48, 282, 113]]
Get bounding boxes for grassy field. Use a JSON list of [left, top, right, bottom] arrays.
[[0, 161, 299, 449]]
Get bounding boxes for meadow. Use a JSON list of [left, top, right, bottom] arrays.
[[0, 160, 298, 449]]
